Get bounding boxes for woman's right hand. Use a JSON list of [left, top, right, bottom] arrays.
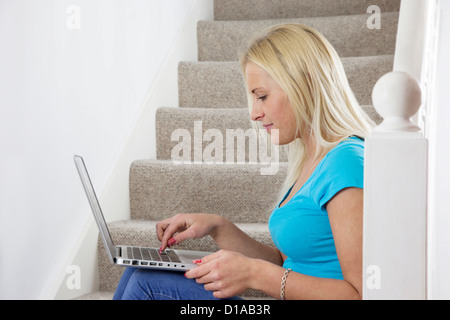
[[156, 213, 223, 253]]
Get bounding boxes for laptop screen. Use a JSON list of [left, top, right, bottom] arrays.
[[74, 155, 116, 263]]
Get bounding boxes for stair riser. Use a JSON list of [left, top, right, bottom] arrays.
[[156, 107, 290, 163], [214, 0, 401, 21], [154, 106, 381, 163], [178, 56, 394, 109], [129, 161, 288, 222], [198, 13, 398, 61], [178, 61, 246, 109]]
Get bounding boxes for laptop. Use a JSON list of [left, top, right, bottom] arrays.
[[74, 155, 211, 271]]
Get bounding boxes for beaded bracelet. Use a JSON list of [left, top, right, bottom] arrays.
[[280, 268, 292, 300]]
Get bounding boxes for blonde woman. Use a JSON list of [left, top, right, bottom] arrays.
[[114, 23, 374, 300]]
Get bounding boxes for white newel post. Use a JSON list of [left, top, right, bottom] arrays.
[[363, 71, 428, 299]]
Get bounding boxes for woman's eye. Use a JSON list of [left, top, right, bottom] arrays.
[[257, 95, 267, 101]]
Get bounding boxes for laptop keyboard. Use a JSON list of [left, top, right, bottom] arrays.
[[127, 247, 181, 263]]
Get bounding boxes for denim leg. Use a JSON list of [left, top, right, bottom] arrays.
[[114, 268, 242, 300], [113, 267, 137, 300]]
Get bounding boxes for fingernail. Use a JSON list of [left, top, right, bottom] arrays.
[[168, 238, 176, 246], [192, 259, 202, 264], [184, 272, 188, 278], [159, 246, 163, 254]]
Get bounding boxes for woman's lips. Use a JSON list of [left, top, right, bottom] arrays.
[[263, 124, 274, 131]]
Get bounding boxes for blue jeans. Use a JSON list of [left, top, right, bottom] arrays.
[[113, 267, 243, 300]]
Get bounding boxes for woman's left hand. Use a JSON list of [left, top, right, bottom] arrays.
[[184, 250, 256, 299]]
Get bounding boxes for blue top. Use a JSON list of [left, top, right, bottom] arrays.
[[268, 137, 364, 280]]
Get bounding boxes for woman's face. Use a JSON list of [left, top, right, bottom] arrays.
[[245, 61, 299, 145]]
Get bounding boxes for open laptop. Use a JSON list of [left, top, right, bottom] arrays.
[[74, 155, 211, 271]]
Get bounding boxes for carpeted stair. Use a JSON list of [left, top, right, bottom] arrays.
[[77, 0, 401, 300]]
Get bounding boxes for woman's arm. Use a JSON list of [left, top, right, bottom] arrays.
[[157, 213, 283, 266], [210, 216, 284, 265]]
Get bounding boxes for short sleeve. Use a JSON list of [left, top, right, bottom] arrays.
[[310, 140, 365, 210]]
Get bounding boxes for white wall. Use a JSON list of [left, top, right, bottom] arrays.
[[0, 0, 211, 299], [55, 0, 213, 300], [427, 0, 450, 300]]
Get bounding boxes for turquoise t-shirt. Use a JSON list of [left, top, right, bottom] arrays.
[[268, 137, 364, 280]]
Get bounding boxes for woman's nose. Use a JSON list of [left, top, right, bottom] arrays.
[[250, 101, 264, 122]]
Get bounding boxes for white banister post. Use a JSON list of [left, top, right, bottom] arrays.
[[363, 72, 428, 299], [394, 0, 430, 129]]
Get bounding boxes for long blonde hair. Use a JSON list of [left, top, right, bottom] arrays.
[[240, 23, 375, 198]]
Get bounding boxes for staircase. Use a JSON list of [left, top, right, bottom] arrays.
[[77, 0, 401, 300]]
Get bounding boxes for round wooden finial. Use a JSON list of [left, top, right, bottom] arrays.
[[372, 71, 422, 132]]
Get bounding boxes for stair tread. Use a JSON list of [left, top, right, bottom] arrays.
[[214, 0, 400, 21], [156, 106, 381, 125], [74, 290, 273, 300], [105, 219, 274, 256], [198, 12, 399, 61], [73, 291, 114, 300]]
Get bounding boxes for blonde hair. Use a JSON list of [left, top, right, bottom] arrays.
[[240, 23, 375, 199]]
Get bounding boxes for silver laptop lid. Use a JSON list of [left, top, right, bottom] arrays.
[[74, 155, 116, 263]]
